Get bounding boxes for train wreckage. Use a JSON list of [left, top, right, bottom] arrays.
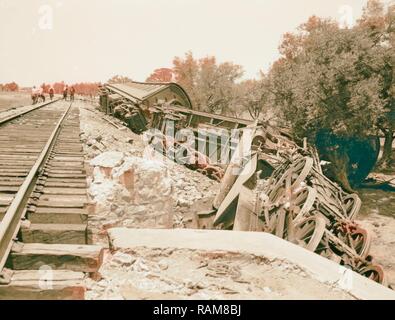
[[99, 81, 387, 286]]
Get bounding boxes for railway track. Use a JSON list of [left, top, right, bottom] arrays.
[[0, 100, 103, 300]]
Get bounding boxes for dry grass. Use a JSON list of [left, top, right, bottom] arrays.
[[0, 92, 31, 112]]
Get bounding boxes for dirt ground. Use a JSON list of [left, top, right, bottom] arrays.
[[357, 182, 395, 287], [0, 92, 31, 111]]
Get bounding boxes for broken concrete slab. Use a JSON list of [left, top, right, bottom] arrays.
[[90, 151, 124, 168], [108, 228, 395, 300]]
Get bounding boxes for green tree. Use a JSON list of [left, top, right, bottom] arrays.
[[267, 14, 389, 190], [172, 52, 244, 114], [233, 78, 268, 120], [357, 0, 395, 169], [146, 68, 174, 83], [107, 75, 133, 84]]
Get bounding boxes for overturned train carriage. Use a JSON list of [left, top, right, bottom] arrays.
[[99, 81, 387, 286]]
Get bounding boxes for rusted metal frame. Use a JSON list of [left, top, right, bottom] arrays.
[[166, 106, 252, 127], [311, 167, 347, 197], [187, 114, 194, 127], [0, 102, 72, 273], [102, 116, 122, 129], [323, 229, 363, 258], [194, 122, 381, 283], [211, 119, 226, 128], [286, 167, 376, 280]]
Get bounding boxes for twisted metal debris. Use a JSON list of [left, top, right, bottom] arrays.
[[208, 125, 386, 286], [99, 84, 387, 286]]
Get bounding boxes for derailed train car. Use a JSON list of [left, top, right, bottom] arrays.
[[99, 81, 258, 180], [99, 81, 294, 163]]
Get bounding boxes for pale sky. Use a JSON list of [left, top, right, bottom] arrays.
[[0, 0, 389, 86]]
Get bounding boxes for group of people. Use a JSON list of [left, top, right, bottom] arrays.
[[31, 85, 76, 105], [31, 86, 47, 104], [62, 85, 76, 101]]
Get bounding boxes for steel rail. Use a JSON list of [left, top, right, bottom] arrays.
[[0, 102, 72, 272], [0, 98, 61, 125]]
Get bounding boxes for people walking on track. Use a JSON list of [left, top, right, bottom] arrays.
[[31, 86, 37, 104], [70, 86, 75, 101], [49, 86, 54, 101], [31, 86, 41, 104], [63, 86, 69, 101], [39, 87, 45, 103]]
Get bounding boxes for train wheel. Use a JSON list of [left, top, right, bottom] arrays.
[[291, 186, 317, 222], [288, 216, 326, 252], [343, 194, 361, 220], [268, 156, 314, 203], [360, 264, 387, 286], [348, 227, 371, 260]]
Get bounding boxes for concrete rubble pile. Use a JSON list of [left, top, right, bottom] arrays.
[[85, 149, 217, 241], [87, 151, 173, 233]]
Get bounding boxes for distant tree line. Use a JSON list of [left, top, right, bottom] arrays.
[[0, 82, 19, 92], [0, 81, 101, 97]]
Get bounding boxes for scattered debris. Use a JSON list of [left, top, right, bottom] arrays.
[[97, 87, 388, 285], [202, 125, 387, 285]]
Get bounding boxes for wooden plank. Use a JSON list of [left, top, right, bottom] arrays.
[[21, 224, 87, 245], [43, 187, 87, 195], [0, 270, 85, 300], [52, 157, 84, 162], [0, 163, 33, 167], [0, 178, 25, 184], [0, 194, 13, 206], [44, 182, 86, 188], [233, 186, 256, 231], [0, 186, 19, 192], [46, 170, 85, 175], [0, 194, 16, 201], [9, 243, 104, 272], [45, 178, 87, 183], [0, 155, 37, 160], [0, 169, 30, 174], [0, 173, 28, 177], [39, 195, 87, 202], [35, 201, 86, 208], [214, 154, 258, 226], [49, 162, 84, 167], [0, 148, 41, 153], [45, 174, 86, 179], [28, 207, 88, 224]]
